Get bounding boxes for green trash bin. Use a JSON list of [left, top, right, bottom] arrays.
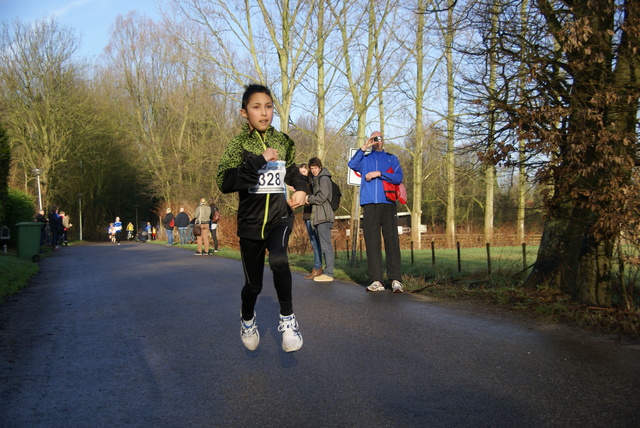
[[16, 221, 43, 262]]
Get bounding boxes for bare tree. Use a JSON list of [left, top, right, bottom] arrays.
[[169, 0, 316, 134], [0, 18, 84, 208], [329, 0, 409, 262], [440, 0, 462, 248], [103, 12, 229, 212], [300, 0, 350, 161], [314, 0, 330, 160], [411, 1, 429, 250], [482, 0, 500, 245], [399, 1, 446, 249]]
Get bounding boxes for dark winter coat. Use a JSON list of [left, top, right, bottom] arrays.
[[308, 168, 335, 226], [216, 123, 307, 240]]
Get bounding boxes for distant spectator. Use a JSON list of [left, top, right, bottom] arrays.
[[209, 198, 219, 253], [163, 208, 175, 246], [175, 207, 191, 245], [60, 211, 72, 246], [34, 209, 47, 245], [193, 198, 211, 255], [48, 206, 63, 249]]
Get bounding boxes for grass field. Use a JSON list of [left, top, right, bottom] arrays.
[[0, 249, 41, 302], [288, 244, 539, 285]]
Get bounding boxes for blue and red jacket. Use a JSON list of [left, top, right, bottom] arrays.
[[348, 149, 403, 205]]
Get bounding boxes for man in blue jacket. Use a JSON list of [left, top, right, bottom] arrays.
[[348, 131, 404, 293]]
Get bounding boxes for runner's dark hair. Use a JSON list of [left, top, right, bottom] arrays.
[[242, 84, 272, 110]]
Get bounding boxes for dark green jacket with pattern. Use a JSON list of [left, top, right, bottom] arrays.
[[216, 123, 307, 239]]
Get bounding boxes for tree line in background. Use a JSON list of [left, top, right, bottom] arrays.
[[0, 0, 638, 308]]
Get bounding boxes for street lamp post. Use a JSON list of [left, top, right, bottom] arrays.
[[77, 193, 83, 241], [32, 168, 43, 211]]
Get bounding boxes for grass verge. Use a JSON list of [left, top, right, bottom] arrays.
[[0, 247, 45, 302]]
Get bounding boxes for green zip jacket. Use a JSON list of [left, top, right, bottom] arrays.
[[216, 123, 308, 239]]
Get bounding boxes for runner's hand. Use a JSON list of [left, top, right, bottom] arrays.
[[288, 191, 307, 209], [262, 148, 278, 162]]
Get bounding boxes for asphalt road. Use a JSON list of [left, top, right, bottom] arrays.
[[1, 241, 639, 428]]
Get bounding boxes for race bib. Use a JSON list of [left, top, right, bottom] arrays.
[[249, 160, 287, 194]]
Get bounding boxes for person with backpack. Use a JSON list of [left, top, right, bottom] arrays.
[[348, 131, 404, 293], [163, 208, 175, 246], [193, 198, 211, 255], [60, 211, 72, 246], [305, 157, 335, 282], [293, 164, 323, 279]]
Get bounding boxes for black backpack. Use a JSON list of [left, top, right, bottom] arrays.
[[329, 178, 342, 212]]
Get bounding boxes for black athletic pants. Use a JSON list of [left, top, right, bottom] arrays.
[[239, 218, 294, 320], [362, 203, 401, 282]]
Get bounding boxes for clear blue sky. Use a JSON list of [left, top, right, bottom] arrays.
[[0, 0, 161, 59]]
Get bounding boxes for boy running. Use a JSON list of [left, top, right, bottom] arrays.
[[217, 84, 308, 352]]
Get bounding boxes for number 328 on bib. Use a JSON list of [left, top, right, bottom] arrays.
[[249, 160, 287, 194]]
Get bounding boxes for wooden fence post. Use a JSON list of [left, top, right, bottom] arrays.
[[346, 238, 350, 262], [486, 242, 491, 275], [431, 240, 436, 266], [411, 241, 414, 265]]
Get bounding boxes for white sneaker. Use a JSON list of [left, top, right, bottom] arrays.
[[278, 314, 303, 352], [392, 280, 404, 293], [240, 313, 260, 351], [313, 274, 334, 282], [366, 281, 385, 292]]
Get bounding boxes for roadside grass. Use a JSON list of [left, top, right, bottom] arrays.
[[0, 246, 48, 302], [4, 240, 639, 338], [289, 245, 538, 285]]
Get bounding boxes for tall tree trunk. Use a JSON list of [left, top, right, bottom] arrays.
[[411, 0, 426, 250], [315, 0, 327, 160], [484, 0, 499, 245], [517, 142, 526, 245], [524, 200, 613, 306], [516, 0, 530, 246], [525, 0, 639, 307], [444, 0, 456, 248]]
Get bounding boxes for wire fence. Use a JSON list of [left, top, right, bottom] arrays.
[[333, 236, 539, 276]]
